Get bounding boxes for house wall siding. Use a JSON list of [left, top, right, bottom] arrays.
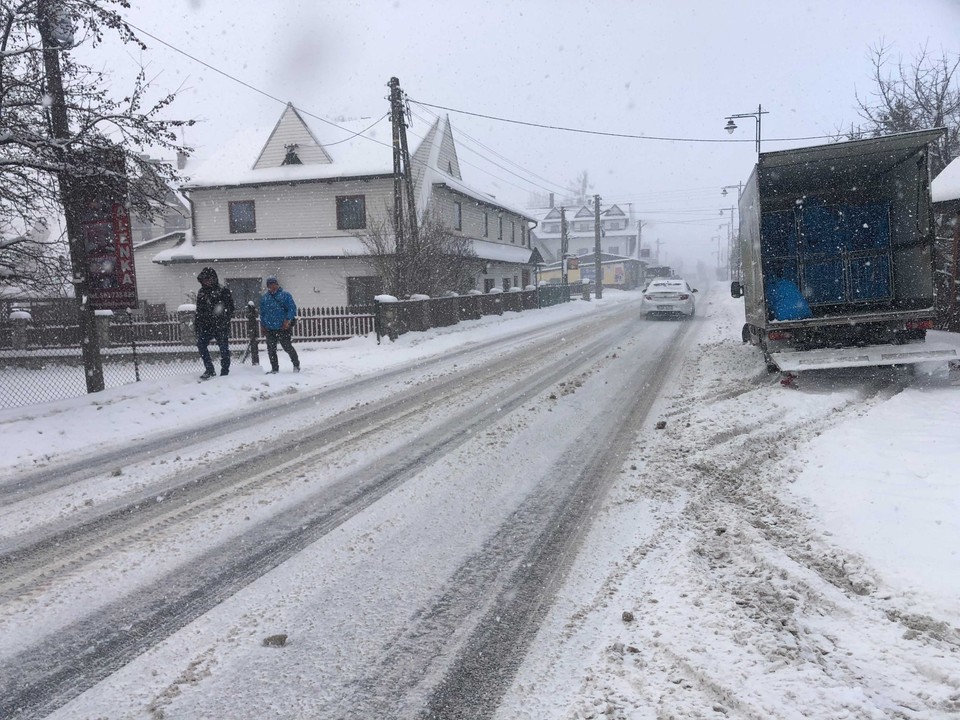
[[430, 186, 529, 248], [134, 235, 193, 309], [437, 129, 461, 178], [190, 178, 395, 243], [254, 107, 331, 168], [132, 255, 378, 310]]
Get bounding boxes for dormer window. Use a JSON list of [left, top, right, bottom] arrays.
[[282, 144, 302, 165]]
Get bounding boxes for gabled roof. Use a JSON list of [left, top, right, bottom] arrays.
[[573, 205, 593, 218], [182, 104, 525, 223], [253, 103, 332, 168], [183, 109, 394, 188], [603, 204, 625, 217]]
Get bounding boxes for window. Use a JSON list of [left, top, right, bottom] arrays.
[[574, 221, 592, 232], [454, 202, 462, 231], [347, 276, 384, 306], [498, 215, 503, 240], [513, 275, 519, 288], [522, 269, 531, 287], [282, 144, 302, 165], [608, 245, 620, 255], [502, 277, 511, 291], [228, 200, 256, 234], [336, 195, 366, 230], [543, 222, 560, 233], [511, 221, 515, 243], [578, 247, 590, 255], [483, 213, 489, 237], [484, 278, 496, 292]]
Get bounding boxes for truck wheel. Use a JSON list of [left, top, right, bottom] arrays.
[[741, 323, 751, 344]]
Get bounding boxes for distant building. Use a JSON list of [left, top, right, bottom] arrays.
[[128, 155, 191, 245], [529, 201, 642, 264], [537, 251, 646, 290]]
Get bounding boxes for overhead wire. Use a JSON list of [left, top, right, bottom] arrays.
[[125, 20, 749, 225], [411, 102, 570, 195], [411, 98, 839, 145], [406, 109, 567, 198]]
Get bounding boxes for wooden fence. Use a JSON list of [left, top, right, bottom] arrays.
[[1, 284, 583, 350], [0, 304, 375, 350]]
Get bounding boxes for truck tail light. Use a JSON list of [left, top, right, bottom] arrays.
[[905, 320, 933, 330], [767, 330, 793, 341]]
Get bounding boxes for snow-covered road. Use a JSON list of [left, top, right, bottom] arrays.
[[2, 295, 693, 718], [2, 286, 958, 719]]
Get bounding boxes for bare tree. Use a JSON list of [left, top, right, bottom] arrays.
[[357, 210, 483, 298], [564, 170, 593, 207], [0, 0, 193, 295], [844, 42, 960, 176]]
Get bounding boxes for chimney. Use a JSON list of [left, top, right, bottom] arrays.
[[549, 192, 554, 208], [177, 151, 187, 170]]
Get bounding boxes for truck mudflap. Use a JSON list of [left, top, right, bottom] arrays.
[[770, 340, 960, 372]]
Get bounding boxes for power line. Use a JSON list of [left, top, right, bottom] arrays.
[[411, 102, 569, 194], [125, 21, 569, 202], [408, 109, 568, 198], [123, 22, 750, 222], [125, 20, 394, 147], [411, 98, 838, 145]]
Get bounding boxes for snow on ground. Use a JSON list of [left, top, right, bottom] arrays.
[[497, 289, 960, 719], [0, 292, 637, 476], [5, 285, 960, 717]]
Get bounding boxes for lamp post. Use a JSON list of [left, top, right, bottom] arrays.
[[721, 182, 743, 200], [724, 104, 768, 154]]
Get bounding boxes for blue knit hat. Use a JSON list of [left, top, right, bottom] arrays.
[[265, 275, 278, 286]]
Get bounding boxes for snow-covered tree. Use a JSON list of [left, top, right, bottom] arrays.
[[0, 0, 193, 295]]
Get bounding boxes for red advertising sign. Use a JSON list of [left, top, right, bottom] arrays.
[[81, 199, 138, 310]]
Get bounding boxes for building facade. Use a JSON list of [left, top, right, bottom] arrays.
[[134, 103, 538, 311], [529, 202, 644, 264]]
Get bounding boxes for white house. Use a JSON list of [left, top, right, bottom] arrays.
[[133, 103, 538, 311], [529, 202, 641, 264]]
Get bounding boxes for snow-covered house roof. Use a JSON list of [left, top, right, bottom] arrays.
[[182, 106, 394, 189], [182, 103, 533, 224], [932, 155, 960, 208], [150, 229, 370, 263]]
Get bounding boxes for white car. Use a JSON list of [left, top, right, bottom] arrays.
[[640, 278, 698, 319]]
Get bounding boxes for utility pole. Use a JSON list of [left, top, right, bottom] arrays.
[[388, 78, 405, 297], [560, 206, 569, 285], [38, 1, 104, 393], [593, 194, 602, 299], [387, 77, 419, 298]]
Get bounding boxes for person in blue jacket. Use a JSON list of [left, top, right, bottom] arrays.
[[259, 275, 300, 373]]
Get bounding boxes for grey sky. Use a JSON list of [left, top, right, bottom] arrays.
[[109, 0, 960, 270]]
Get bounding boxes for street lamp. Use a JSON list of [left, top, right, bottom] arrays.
[[724, 104, 768, 154], [721, 182, 743, 200]]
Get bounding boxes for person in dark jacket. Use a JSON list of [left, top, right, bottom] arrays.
[[195, 267, 235, 379], [259, 275, 300, 374]]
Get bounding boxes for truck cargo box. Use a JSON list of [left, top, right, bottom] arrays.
[[733, 129, 948, 370]]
